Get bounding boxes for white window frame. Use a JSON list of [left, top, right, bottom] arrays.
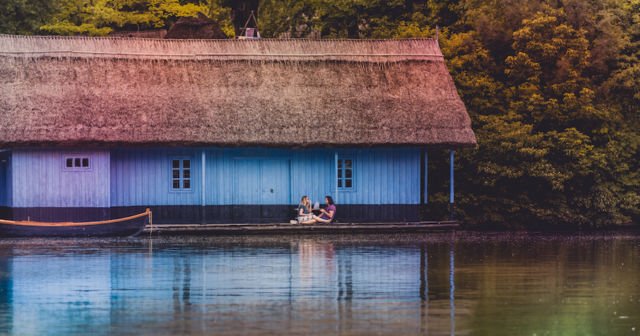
[[63, 155, 92, 172], [170, 157, 193, 192], [337, 156, 355, 191]]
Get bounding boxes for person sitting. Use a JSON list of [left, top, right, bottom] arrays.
[[306, 196, 336, 224], [296, 195, 313, 224]]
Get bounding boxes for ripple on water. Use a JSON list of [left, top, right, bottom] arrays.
[[0, 232, 637, 335]]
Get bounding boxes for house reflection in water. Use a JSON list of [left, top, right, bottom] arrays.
[[0, 240, 457, 335], [297, 240, 336, 289], [292, 239, 457, 335], [2, 236, 638, 335], [0, 249, 13, 333]]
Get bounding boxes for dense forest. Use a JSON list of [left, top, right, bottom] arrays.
[[1, 0, 638, 228]]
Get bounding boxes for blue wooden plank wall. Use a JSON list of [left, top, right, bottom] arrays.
[[111, 147, 421, 207], [231, 159, 291, 205], [204, 148, 334, 206], [110, 148, 202, 207], [335, 148, 421, 205], [288, 148, 335, 206], [11, 150, 110, 208], [0, 152, 10, 207]]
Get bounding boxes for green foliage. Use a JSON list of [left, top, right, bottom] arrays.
[[38, 0, 211, 35], [448, 1, 639, 227], [257, 0, 436, 38], [206, 0, 234, 37], [0, 0, 59, 34]]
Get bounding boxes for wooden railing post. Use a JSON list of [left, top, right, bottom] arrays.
[[449, 150, 455, 220]]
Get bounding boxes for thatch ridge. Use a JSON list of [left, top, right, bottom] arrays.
[[0, 34, 442, 62], [0, 35, 476, 147]]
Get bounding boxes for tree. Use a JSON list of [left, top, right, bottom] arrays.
[[0, 0, 59, 34], [451, 4, 638, 227], [40, 0, 211, 36]]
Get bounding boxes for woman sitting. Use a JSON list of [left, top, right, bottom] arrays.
[[296, 195, 313, 224], [302, 196, 336, 224]]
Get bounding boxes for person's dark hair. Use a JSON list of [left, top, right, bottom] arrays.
[[325, 195, 334, 205]]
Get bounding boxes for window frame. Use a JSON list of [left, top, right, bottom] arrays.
[[62, 155, 92, 172], [169, 157, 193, 192], [337, 156, 355, 191]]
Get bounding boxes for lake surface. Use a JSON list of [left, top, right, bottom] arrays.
[[0, 232, 638, 335]]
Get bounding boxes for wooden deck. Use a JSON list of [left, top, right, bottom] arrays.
[[143, 221, 459, 235]]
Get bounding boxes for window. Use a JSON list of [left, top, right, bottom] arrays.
[[64, 156, 90, 170], [337, 158, 354, 189], [171, 159, 191, 190]]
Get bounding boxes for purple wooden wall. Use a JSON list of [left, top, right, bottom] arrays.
[[11, 150, 110, 208]]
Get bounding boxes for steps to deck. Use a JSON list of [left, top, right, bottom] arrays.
[[143, 221, 459, 235]]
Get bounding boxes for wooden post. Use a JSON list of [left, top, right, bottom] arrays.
[[420, 148, 429, 222], [201, 150, 206, 207], [147, 208, 153, 235], [334, 151, 339, 204], [201, 149, 206, 224], [424, 150, 429, 204], [449, 150, 455, 219]]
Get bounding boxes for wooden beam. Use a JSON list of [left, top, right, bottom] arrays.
[[142, 221, 460, 235]]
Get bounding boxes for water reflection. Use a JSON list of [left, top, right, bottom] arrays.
[[0, 233, 637, 335], [450, 241, 455, 336], [0, 248, 13, 333]]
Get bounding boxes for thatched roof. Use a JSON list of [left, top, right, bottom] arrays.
[[109, 29, 167, 39], [0, 34, 476, 147]]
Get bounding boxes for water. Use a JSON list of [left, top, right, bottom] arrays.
[[0, 232, 638, 335]]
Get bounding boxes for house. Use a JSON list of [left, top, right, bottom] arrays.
[[0, 35, 476, 224]]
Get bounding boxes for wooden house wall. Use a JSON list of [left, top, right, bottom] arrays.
[[110, 147, 421, 207], [110, 148, 204, 206], [11, 150, 111, 208], [203, 148, 333, 206], [0, 151, 10, 207], [2, 147, 422, 222], [335, 148, 421, 205]]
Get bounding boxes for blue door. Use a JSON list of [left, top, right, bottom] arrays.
[[232, 159, 291, 221], [232, 159, 261, 204], [260, 159, 290, 205]]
